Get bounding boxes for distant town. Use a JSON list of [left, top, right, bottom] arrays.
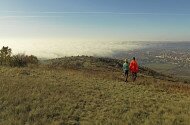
[[136, 48, 190, 67], [115, 42, 190, 79]]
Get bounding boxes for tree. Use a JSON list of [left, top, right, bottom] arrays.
[[0, 46, 12, 65]]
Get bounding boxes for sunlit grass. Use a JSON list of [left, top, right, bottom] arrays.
[[0, 64, 190, 124]]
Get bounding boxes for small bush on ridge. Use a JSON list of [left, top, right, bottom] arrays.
[[10, 54, 38, 67]]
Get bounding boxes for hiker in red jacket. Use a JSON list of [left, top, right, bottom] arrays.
[[129, 57, 139, 82]]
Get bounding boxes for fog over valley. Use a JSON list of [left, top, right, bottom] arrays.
[[0, 41, 152, 58]]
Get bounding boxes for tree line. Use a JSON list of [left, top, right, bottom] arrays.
[[0, 46, 38, 67]]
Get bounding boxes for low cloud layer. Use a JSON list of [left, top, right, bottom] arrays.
[[0, 41, 147, 59]]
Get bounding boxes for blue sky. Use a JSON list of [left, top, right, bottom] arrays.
[[0, 0, 190, 42]]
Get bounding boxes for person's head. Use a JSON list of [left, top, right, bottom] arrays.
[[125, 59, 128, 63], [133, 57, 136, 60]]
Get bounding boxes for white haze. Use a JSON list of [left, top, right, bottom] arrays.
[[0, 41, 148, 59]]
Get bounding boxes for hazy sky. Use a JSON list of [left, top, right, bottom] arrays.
[[0, 0, 190, 43]]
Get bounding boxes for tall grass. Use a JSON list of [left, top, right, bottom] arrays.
[[0, 65, 190, 124]]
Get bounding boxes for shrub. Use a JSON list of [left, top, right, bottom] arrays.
[[27, 55, 39, 65], [10, 54, 38, 67], [11, 54, 27, 67]]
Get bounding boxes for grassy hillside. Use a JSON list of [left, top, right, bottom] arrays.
[[45, 56, 184, 82], [0, 56, 190, 125], [144, 62, 190, 81]]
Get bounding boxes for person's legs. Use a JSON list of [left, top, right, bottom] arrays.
[[133, 72, 137, 82], [125, 70, 129, 82], [132, 72, 137, 82], [134, 73, 137, 81], [123, 71, 126, 82], [132, 72, 134, 82]]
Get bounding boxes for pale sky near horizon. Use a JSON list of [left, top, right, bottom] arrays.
[[1, 0, 190, 43]]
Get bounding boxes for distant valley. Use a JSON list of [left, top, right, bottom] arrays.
[[113, 42, 190, 80]]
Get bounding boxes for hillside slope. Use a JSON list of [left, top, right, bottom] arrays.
[[45, 56, 183, 82], [0, 56, 190, 125]]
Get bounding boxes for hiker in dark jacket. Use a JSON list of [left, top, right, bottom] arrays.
[[123, 59, 129, 82]]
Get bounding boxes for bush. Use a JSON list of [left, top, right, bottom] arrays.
[[10, 54, 38, 67], [27, 55, 38, 64]]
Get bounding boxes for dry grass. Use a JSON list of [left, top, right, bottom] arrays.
[[0, 64, 190, 125]]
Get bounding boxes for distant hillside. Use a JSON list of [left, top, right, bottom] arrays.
[[43, 56, 185, 83]]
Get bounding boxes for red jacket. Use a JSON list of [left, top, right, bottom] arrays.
[[129, 60, 139, 73]]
